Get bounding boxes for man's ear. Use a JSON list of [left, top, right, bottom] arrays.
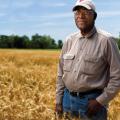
[[94, 12, 97, 20]]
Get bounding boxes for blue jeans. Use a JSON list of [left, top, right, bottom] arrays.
[[63, 89, 107, 120]]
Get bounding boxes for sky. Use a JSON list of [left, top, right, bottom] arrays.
[[0, 0, 120, 41]]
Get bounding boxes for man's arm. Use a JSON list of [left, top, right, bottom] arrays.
[[96, 37, 120, 105], [55, 39, 68, 116], [56, 56, 65, 104], [56, 39, 68, 104]]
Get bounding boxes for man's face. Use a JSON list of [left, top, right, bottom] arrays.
[[74, 7, 95, 32]]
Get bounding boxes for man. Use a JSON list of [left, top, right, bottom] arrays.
[[55, 0, 120, 119]]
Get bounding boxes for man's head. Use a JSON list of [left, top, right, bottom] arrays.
[[73, 0, 97, 33]]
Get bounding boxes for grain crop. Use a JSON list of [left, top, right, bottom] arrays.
[[0, 49, 120, 120]]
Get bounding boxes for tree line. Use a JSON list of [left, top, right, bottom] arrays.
[[0, 34, 63, 49], [117, 37, 120, 50], [0, 34, 120, 49]]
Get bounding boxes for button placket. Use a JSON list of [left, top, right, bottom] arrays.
[[74, 38, 88, 80]]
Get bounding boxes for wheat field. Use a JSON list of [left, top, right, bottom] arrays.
[[0, 49, 120, 120]]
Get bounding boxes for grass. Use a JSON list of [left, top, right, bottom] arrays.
[[0, 49, 120, 120]]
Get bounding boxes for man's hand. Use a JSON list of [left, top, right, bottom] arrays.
[[86, 99, 103, 117], [55, 104, 63, 118]]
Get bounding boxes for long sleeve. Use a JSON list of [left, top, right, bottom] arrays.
[[56, 40, 68, 104], [96, 37, 120, 105]]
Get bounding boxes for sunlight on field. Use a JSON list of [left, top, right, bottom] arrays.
[[0, 49, 120, 120]]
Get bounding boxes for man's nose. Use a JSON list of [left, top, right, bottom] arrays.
[[77, 12, 86, 19]]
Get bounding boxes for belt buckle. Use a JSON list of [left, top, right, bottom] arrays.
[[78, 92, 85, 99], [77, 92, 79, 96], [79, 95, 85, 99], [77, 92, 84, 98]]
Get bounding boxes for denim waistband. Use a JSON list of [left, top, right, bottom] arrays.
[[66, 88, 103, 97]]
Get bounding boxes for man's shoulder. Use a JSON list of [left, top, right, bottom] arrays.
[[96, 28, 117, 45], [97, 28, 113, 38], [65, 31, 80, 42]]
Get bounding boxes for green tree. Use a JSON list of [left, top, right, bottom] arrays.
[[0, 35, 9, 48], [117, 38, 120, 50], [31, 34, 41, 48], [13, 35, 25, 48], [0, 34, 63, 49], [58, 40, 63, 49], [31, 34, 58, 49], [21, 35, 31, 48]]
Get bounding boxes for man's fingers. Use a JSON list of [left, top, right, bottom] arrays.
[[86, 106, 95, 117], [55, 104, 63, 114], [86, 99, 101, 117]]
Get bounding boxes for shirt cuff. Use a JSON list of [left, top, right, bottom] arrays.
[[56, 95, 63, 104], [96, 92, 110, 106]]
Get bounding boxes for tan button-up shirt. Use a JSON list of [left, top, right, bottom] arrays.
[[56, 27, 120, 105]]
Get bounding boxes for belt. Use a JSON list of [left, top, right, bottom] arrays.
[[67, 89, 103, 97]]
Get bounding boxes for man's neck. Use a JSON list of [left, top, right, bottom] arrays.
[[80, 25, 94, 37]]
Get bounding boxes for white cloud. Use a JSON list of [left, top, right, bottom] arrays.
[[41, 3, 66, 7], [0, 11, 73, 24], [0, 4, 8, 9], [98, 11, 120, 18], [40, 12, 73, 19], [0, 13, 7, 17], [0, 0, 10, 8], [41, 22, 56, 26], [32, 22, 57, 29], [0, 29, 14, 35], [12, 0, 34, 8], [96, 1, 120, 6], [0, 15, 44, 24]]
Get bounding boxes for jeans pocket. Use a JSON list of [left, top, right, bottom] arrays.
[[92, 107, 107, 120], [63, 89, 71, 111]]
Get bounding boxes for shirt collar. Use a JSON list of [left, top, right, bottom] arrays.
[[78, 26, 96, 39]]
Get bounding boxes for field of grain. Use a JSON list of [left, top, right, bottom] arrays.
[[0, 49, 120, 120]]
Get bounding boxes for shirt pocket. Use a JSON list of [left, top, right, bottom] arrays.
[[63, 54, 75, 72], [83, 55, 101, 75]]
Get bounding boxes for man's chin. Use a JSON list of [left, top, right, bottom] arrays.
[[77, 26, 86, 31]]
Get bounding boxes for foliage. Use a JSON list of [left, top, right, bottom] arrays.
[[0, 34, 63, 49], [117, 37, 120, 49], [58, 40, 63, 49]]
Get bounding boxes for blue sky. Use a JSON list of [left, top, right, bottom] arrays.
[[0, 0, 120, 41]]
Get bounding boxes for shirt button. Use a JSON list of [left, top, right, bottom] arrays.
[[74, 70, 76, 72], [75, 78, 77, 81]]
